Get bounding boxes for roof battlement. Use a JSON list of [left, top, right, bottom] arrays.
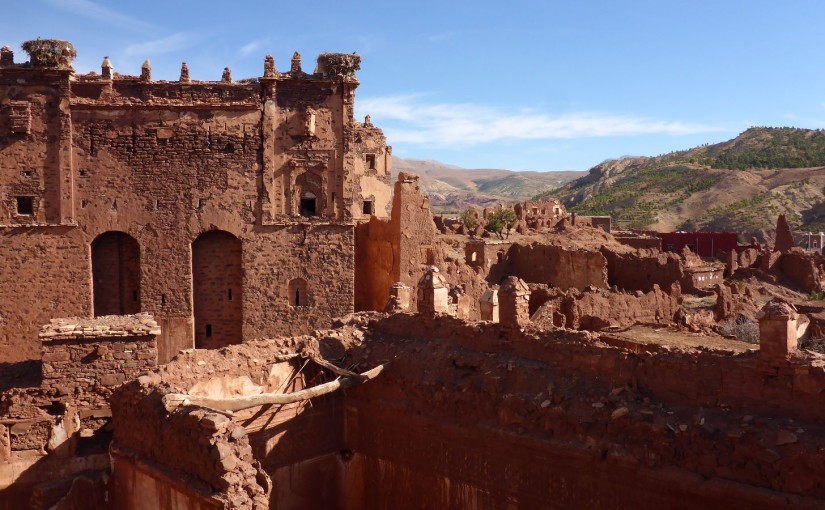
[[0, 39, 362, 85]]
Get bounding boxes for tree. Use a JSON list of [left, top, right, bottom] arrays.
[[486, 209, 518, 239], [460, 208, 478, 237]]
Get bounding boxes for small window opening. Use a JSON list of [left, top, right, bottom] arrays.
[[497, 251, 504, 263], [154, 199, 160, 210], [79, 169, 88, 177], [365, 154, 376, 170], [161, 294, 166, 306], [111, 199, 118, 211], [300, 192, 317, 217], [228, 288, 233, 301], [197, 198, 205, 210], [205, 324, 212, 338], [288, 278, 308, 307], [223, 143, 234, 154], [22, 170, 32, 178], [158, 138, 169, 146], [362, 200, 373, 216], [16, 196, 33, 215], [45, 401, 66, 416], [132, 291, 138, 303], [81, 199, 89, 209]]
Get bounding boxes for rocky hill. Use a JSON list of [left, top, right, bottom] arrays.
[[536, 127, 825, 241], [391, 157, 584, 212]]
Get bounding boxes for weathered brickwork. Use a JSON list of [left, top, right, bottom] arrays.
[[0, 40, 391, 361], [40, 314, 159, 406], [0, 312, 160, 509]]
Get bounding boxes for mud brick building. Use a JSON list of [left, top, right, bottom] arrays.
[[0, 41, 392, 362]]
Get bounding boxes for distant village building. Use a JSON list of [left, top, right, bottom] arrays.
[[514, 199, 566, 230], [659, 232, 738, 258], [804, 232, 825, 255]]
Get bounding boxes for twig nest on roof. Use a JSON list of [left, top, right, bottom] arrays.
[[21, 39, 76, 68], [316, 53, 361, 78]]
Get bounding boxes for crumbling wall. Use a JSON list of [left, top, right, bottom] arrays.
[[342, 314, 825, 509], [392, 173, 438, 289], [531, 284, 681, 330], [355, 217, 395, 311], [110, 397, 268, 510], [356, 172, 439, 312], [39, 315, 159, 407], [509, 243, 608, 290], [603, 248, 684, 293], [0, 313, 160, 509], [110, 334, 361, 509], [777, 249, 825, 293]]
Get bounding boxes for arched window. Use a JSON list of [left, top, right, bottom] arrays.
[[288, 278, 308, 307], [91, 231, 141, 316]]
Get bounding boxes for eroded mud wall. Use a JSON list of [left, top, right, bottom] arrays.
[[342, 314, 825, 509], [509, 244, 608, 289]]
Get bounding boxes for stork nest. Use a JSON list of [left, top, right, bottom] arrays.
[[21, 39, 76, 69]]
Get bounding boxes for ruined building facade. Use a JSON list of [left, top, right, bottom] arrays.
[[0, 42, 392, 362]]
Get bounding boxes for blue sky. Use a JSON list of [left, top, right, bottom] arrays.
[[3, 0, 825, 171]]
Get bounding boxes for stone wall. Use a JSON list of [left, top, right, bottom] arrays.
[[39, 314, 159, 407]]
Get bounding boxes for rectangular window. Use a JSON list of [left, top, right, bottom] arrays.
[[16, 196, 34, 215], [205, 324, 212, 338], [362, 200, 374, 215], [365, 154, 376, 170]]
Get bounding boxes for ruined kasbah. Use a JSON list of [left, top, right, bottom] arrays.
[[0, 38, 825, 510]]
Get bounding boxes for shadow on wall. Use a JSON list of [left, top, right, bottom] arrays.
[[0, 426, 109, 509], [0, 360, 40, 393], [239, 336, 353, 509]]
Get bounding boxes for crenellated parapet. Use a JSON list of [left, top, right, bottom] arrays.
[[0, 37, 390, 230]]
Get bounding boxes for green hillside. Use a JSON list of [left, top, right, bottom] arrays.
[[536, 127, 825, 240]]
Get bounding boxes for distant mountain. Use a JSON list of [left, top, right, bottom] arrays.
[[392, 157, 585, 212], [536, 127, 825, 241]]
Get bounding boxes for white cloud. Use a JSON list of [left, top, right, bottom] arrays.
[[123, 33, 194, 57], [358, 94, 723, 147], [427, 31, 460, 43], [238, 39, 267, 57], [44, 0, 155, 32]]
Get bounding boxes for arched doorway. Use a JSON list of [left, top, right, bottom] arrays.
[[192, 230, 243, 349], [91, 232, 141, 317]]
